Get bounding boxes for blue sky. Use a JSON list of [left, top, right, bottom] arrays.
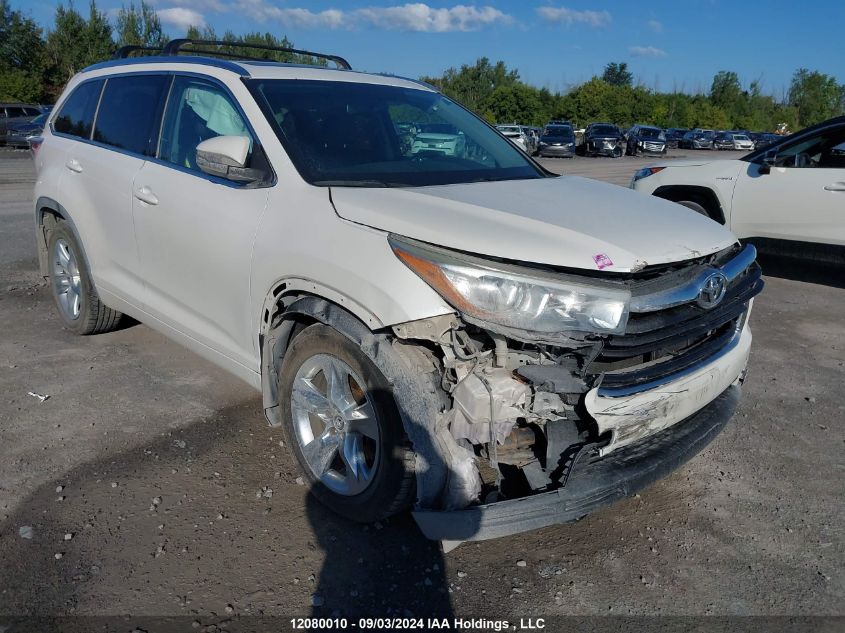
[[14, 0, 845, 95]]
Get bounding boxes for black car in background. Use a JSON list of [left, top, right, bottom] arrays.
[[679, 130, 715, 149], [537, 124, 576, 158], [664, 128, 689, 148], [0, 103, 42, 145], [5, 112, 48, 148], [625, 124, 667, 156], [750, 132, 780, 149], [713, 132, 735, 150], [580, 122, 624, 157]]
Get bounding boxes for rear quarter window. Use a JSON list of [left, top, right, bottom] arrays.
[[53, 80, 104, 139], [93, 75, 170, 156]]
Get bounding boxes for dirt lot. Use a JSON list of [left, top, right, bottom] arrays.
[[0, 147, 842, 624]]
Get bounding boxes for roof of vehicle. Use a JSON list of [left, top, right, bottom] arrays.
[[81, 55, 435, 92]]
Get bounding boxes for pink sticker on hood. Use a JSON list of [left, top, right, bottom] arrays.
[[593, 253, 614, 270]]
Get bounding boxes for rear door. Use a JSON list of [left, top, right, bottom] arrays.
[[61, 74, 170, 303], [730, 123, 845, 247], [131, 74, 272, 370]]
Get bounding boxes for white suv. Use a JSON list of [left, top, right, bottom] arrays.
[[631, 116, 845, 263], [32, 41, 762, 542]]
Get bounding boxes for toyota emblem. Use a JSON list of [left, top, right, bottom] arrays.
[[697, 272, 728, 309]]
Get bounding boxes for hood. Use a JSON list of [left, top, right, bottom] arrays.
[[331, 176, 737, 273]]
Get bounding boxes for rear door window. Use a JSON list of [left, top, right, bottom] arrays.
[[53, 80, 104, 139], [93, 75, 170, 156]]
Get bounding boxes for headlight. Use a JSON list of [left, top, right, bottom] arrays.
[[632, 166, 665, 182], [390, 237, 630, 335]]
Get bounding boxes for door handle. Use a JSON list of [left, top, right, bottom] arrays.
[[65, 158, 83, 173], [134, 185, 159, 206], [823, 182, 845, 192]]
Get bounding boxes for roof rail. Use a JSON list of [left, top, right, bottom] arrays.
[[112, 45, 164, 59], [161, 39, 351, 70]]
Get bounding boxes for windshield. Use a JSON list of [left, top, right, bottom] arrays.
[[591, 125, 617, 136], [734, 134, 749, 140], [247, 80, 542, 187], [544, 125, 572, 137], [32, 113, 48, 125], [639, 127, 662, 139]]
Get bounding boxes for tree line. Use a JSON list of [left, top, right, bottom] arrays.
[[0, 0, 321, 103], [2, 0, 843, 133], [422, 59, 845, 132]]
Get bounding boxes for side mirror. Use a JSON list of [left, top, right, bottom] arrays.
[[196, 135, 265, 184], [758, 150, 777, 175]]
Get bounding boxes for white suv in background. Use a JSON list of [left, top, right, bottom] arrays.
[[32, 41, 762, 543], [632, 116, 845, 263]]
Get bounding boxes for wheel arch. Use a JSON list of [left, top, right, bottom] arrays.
[[651, 185, 726, 224], [34, 196, 93, 278], [259, 293, 459, 510]]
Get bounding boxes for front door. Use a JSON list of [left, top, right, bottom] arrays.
[[131, 75, 271, 370]]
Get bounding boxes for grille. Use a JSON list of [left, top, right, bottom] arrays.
[[587, 263, 763, 390]]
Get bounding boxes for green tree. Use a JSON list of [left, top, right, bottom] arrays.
[[421, 57, 520, 115], [601, 62, 632, 87], [788, 68, 844, 126], [115, 0, 166, 48], [0, 0, 47, 100], [45, 1, 113, 88]]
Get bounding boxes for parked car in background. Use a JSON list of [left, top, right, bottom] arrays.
[[632, 115, 845, 263], [537, 124, 576, 158], [731, 133, 754, 151], [665, 128, 689, 148], [496, 124, 529, 152], [5, 112, 48, 148], [1, 103, 43, 145], [410, 123, 466, 157], [713, 132, 735, 150], [32, 41, 762, 542], [679, 130, 715, 150], [580, 123, 623, 157], [625, 125, 667, 156], [520, 126, 538, 154], [750, 132, 780, 150]]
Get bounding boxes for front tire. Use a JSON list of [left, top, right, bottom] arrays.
[[278, 324, 415, 523], [47, 221, 123, 335]]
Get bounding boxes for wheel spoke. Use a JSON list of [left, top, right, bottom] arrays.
[[291, 378, 333, 418], [346, 402, 379, 440], [301, 432, 340, 477], [57, 241, 71, 268], [325, 357, 353, 410], [341, 432, 365, 489]]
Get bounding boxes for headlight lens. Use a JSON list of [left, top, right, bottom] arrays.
[[390, 237, 630, 335], [632, 166, 665, 182]]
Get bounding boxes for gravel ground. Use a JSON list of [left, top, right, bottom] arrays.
[[0, 147, 842, 622]]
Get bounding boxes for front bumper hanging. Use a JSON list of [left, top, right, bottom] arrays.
[[413, 385, 740, 542]]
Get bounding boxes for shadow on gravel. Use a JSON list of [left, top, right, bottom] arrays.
[[0, 397, 455, 622], [756, 252, 845, 289]]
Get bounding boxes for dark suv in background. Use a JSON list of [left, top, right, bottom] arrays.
[[0, 103, 43, 145], [664, 128, 689, 148], [579, 122, 623, 157], [625, 124, 667, 156], [537, 124, 576, 157]]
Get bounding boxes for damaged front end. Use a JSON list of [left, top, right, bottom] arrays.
[[389, 236, 763, 541]]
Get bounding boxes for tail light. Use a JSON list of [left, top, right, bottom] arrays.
[[29, 136, 44, 157]]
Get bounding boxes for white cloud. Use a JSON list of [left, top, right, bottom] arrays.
[[226, 3, 512, 32], [158, 7, 207, 29], [168, 0, 230, 12], [647, 19, 662, 32], [356, 3, 512, 32], [536, 6, 611, 27], [629, 45, 667, 57]]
